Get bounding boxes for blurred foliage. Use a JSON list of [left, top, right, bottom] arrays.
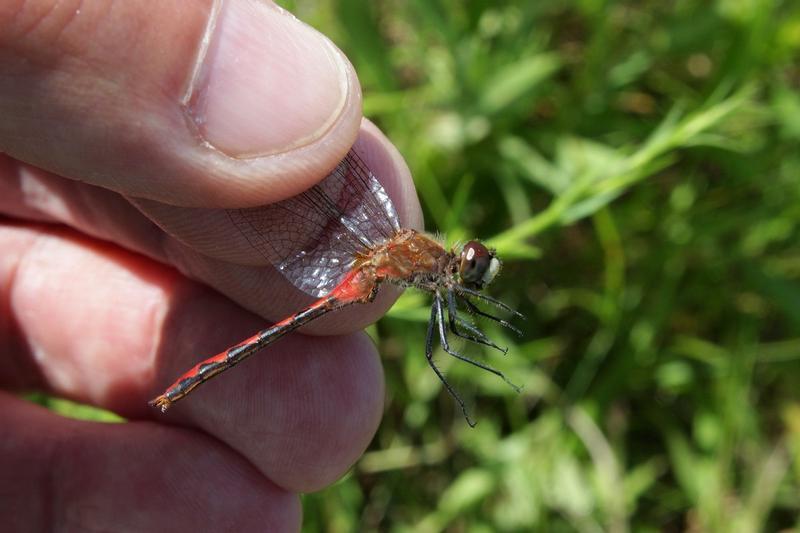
[[279, 0, 800, 531]]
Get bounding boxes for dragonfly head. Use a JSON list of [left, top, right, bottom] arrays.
[[458, 241, 501, 290]]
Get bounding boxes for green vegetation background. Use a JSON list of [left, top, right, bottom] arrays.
[[41, 0, 800, 530], [288, 0, 800, 531]]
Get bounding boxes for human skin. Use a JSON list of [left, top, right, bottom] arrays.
[[0, 1, 422, 530]]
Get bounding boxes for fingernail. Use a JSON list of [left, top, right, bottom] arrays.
[[185, 1, 349, 158]]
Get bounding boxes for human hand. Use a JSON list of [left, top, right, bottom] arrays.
[[0, 1, 421, 530]]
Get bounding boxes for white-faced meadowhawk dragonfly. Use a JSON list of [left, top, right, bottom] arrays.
[[150, 149, 522, 425]]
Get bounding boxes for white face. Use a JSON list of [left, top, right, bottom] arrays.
[[482, 257, 501, 287]]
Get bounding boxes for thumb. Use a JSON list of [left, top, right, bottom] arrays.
[[0, 0, 361, 207]]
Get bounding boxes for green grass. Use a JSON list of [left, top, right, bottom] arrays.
[[285, 0, 800, 531]]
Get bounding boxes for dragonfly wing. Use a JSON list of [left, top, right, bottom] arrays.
[[228, 150, 401, 297]]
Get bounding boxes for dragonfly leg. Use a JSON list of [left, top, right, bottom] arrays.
[[460, 295, 523, 337], [455, 286, 525, 320], [445, 290, 507, 354], [425, 299, 475, 427], [435, 292, 521, 393]]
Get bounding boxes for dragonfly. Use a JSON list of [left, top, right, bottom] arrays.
[[150, 149, 522, 425]]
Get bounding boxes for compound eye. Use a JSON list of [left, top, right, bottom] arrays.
[[459, 241, 492, 286]]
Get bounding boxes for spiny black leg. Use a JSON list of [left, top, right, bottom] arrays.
[[452, 314, 507, 353], [455, 287, 525, 319], [425, 300, 476, 427], [446, 290, 507, 354], [446, 290, 494, 345], [425, 300, 436, 356], [435, 293, 521, 394], [461, 297, 523, 337]]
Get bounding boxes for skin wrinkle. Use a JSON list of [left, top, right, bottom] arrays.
[[9, 0, 91, 58], [47, 0, 87, 50], [0, 0, 25, 34], [6, 0, 59, 46]]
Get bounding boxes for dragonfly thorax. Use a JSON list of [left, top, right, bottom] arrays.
[[366, 229, 451, 286]]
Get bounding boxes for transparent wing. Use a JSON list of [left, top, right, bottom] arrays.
[[228, 150, 401, 297]]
